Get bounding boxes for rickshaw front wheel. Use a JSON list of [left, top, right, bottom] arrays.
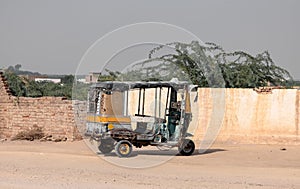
[[179, 139, 195, 156]]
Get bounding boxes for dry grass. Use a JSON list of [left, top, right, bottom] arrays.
[[12, 125, 44, 141]]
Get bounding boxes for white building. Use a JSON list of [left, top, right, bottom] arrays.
[[35, 78, 61, 83]]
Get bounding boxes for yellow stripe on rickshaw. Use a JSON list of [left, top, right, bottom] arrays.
[[87, 116, 131, 123]]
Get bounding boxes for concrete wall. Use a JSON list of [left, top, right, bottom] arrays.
[[193, 88, 300, 145]]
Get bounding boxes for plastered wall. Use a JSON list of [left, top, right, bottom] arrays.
[[193, 88, 300, 144]]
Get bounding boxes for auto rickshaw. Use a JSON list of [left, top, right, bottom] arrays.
[[86, 81, 197, 158]]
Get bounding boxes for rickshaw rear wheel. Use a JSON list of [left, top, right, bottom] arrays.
[[115, 140, 133, 158], [179, 139, 195, 156], [98, 139, 115, 154]]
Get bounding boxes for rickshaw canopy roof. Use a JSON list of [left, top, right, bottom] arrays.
[[90, 81, 192, 92]]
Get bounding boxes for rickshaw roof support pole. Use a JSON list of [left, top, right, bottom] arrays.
[[164, 87, 170, 120], [154, 88, 157, 117], [142, 88, 145, 115], [138, 88, 141, 115], [159, 87, 161, 118], [124, 90, 128, 116]]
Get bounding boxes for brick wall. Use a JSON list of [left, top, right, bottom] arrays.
[[0, 72, 85, 141]]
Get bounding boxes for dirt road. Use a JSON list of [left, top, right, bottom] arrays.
[[0, 140, 299, 189]]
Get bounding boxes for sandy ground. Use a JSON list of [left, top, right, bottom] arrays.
[[0, 140, 299, 189]]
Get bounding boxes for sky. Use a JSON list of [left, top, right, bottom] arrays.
[[0, 0, 299, 79]]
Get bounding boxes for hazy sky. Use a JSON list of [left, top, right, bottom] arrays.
[[0, 0, 299, 79]]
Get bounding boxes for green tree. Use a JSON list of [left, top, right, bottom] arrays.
[[144, 41, 292, 88], [14, 64, 22, 72], [61, 75, 74, 85], [4, 72, 76, 99], [72, 82, 90, 101], [4, 72, 27, 97], [26, 80, 43, 97], [98, 69, 121, 81]]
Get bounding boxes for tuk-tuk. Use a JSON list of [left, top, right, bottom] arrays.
[[86, 81, 197, 158]]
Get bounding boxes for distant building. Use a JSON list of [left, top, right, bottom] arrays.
[[35, 78, 61, 83], [76, 78, 87, 83], [85, 72, 100, 83]]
